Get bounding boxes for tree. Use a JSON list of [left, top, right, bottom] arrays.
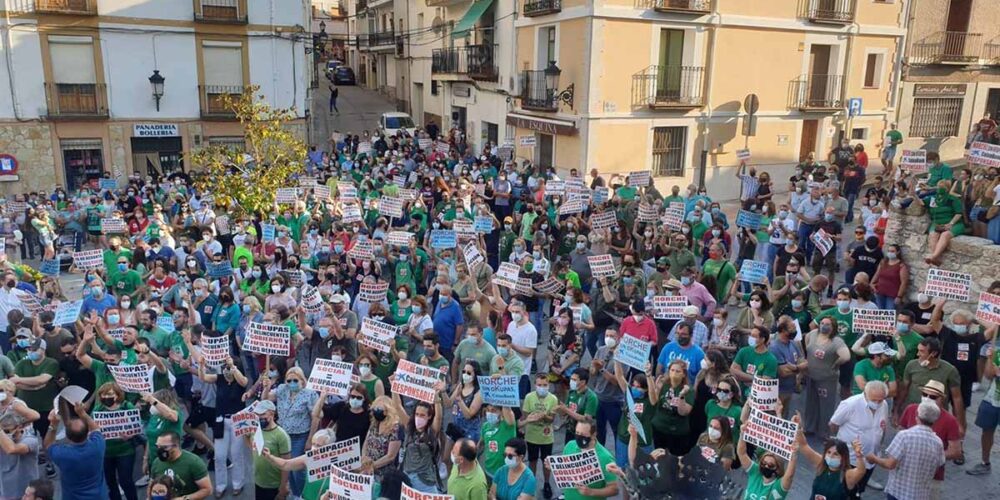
[[191, 85, 306, 217]]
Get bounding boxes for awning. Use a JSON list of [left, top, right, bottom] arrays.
[[451, 0, 494, 39]]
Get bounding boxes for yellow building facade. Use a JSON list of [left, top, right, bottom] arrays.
[[510, 0, 905, 198]]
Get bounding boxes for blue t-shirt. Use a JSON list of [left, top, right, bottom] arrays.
[[432, 298, 465, 349], [212, 302, 242, 334], [657, 341, 705, 381], [81, 293, 118, 317], [769, 339, 804, 392], [494, 464, 537, 500], [48, 431, 109, 500]]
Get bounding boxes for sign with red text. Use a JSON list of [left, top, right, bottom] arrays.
[[901, 149, 927, 174], [749, 377, 779, 411], [390, 360, 440, 404], [327, 465, 372, 499], [307, 359, 355, 396], [232, 405, 259, 438], [358, 281, 389, 303], [402, 483, 454, 500], [588, 254, 617, 279], [923, 268, 972, 302], [546, 448, 605, 490], [347, 240, 375, 261], [590, 211, 617, 231], [108, 363, 152, 394], [306, 436, 362, 482], [244, 322, 291, 356], [853, 309, 897, 336], [653, 295, 689, 320], [743, 408, 798, 461], [379, 196, 404, 218], [969, 141, 1000, 168], [493, 262, 520, 289], [200, 335, 230, 367], [360, 317, 397, 353], [72, 249, 103, 270], [976, 292, 1000, 325]]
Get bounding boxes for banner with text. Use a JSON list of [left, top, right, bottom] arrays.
[[924, 268, 972, 302], [244, 322, 291, 356], [546, 448, 605, 490]]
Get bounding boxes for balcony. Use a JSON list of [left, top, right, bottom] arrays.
[[367, 0, 392, 8], [359, 31, 395, 51], [199, 85, 244, 119], [802, 0, 856, 24], [35, 0, 97, 15], [427, 0, 466, 5], [523, 0, 560, 17], [431, 45, 499, 82], [788, 74, 844, 111], [45, 83, 108, 119], [633, 65, 705, 109], [649, 0, 710, 14], [195, 0, 247, 24], [985, 38, 1000, 64], [910, 32, 983, 65], [520, 70, 558, 112]]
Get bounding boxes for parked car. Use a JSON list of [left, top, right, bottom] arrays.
[[325, 60, 342, 76], [332, 66, 356, 85], [377, 112, 417, 137]]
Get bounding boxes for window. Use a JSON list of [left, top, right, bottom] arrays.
[[863, 52, 885, 88], [652, 127, 686, 177], [49, 36, 96, 84], [851, 128, 868, 140], [536, 133, 554, 168], [911, 98, 963, 137], [431, 80, 439, 96], [483, 121, 498, 146], [203, 42, 244, 87], [537, 26, 556, 68], [208, 136, 246, 150]]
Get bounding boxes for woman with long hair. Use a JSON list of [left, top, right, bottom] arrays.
[[695, 416, 735, 470], [649, 359, 695, 456], [798, 436, 867, 500], [546, 307, 582, 399], [446, 359, 484, 442], [359, 395, 404, 483], [393, 380, 445, 493], [705, 375, 743, 443], [691, 349, 728, 440], [736, 404, 800, 499]]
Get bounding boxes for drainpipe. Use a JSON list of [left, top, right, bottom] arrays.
[[889, 0, 914, 124], [698, 7, 719, 189], [2, 7, 23, 121], [841, 15, 858, 142]]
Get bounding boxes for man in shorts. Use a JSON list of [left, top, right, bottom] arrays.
[[967, 343, 999, 476], [881, 123, 903, 177], [520, 373, 557, 498]]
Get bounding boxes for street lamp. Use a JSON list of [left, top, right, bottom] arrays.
[[544, 61, 574, 110], [148, 70, 165, 112]]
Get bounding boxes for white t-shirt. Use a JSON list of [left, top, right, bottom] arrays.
[[506, 321, 538, 374], [830, 393, 889, 469]]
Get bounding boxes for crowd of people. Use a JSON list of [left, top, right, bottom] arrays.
[[0, 123, 997, 500]]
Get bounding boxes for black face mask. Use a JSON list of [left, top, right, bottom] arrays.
[[760, 465, 778, 479], [259, 418, 270, 428], [5, 280, 14, 288], [100, 397, 116, 407], [372, 408, 387, 421], [677, 336, 691, 347], [575, 434, 592, 448], [156, 446, 171, 461]]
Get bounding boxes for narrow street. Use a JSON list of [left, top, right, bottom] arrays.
[[309, 68, 398, 149]]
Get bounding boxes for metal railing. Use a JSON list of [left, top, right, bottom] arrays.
[[45, 83, 108, 118], [361, 30, 395, 48], [196, 0, 247, 23], [788, 74, 844, 110], [911, 31, 983, 64], [431, 45, 499, 81], [523, 0, 561, 17], [199, 85, 244, 118], [520, 70, 557, 111], [648, 0, 711, 13], [985, 38, 1000, 64], [633, 65, 705, 108], [803, 0, 856, 23], [35, 0, 96, 14]]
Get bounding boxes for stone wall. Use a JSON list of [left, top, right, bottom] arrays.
[[883, 206, 999, 312], [0, 123, 58, 195]]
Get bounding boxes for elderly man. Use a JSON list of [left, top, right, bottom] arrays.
[[900, 380, 962, 497], [666, 305, 710, 349], [867, 401, 945, 500], [830, 380, 890, 497]]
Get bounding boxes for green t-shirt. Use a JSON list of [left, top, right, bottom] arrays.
[[13, 358, 60, 413], [815, 306, 857, 347], [893, 331, 923, 381], [103, 248, 133, 280], [254, 426, 292, 488], [616, 394, 654, 446], [733, 347, 779, 397], [705, 400, 742, 441], [232, 246, 254, 269], [566, 388, 598, 420], [744, 462, 788, 500], [91, 402, 137, 457], [521, 212, 538, 241], [145, 408, 186, 463], [702, 259, 737, 302], [560, 442, 618, 500], [886, 129, 903, 145], [521, 392, 558, 445], [480, 419, 516, 475], [902, 359, 961, 407], [140, 326, 173, 353], [150, 450, 208, 496], [651, 384, 695, 435], [111, 269, 143, 297], [616, 186, 638, 202], [852, 358, 895, 395], [454, 338, 497, 373], [446, 463, 488, 500]]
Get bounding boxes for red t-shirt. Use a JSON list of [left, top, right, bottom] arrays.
[[900, 403, 959, 480], [620, 316, 658, 344], [147, 276, 177, 297]]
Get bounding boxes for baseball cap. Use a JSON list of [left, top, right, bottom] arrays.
[[330, 294, 346, 304], [682, 305, 699, 317], [28, 338, 46, 351], [922, 380, 946, 398], [253, 400, 277, 414], [14, 328, 31, 339], [867, 342, 897, 357], [503, 216, 513, 223]]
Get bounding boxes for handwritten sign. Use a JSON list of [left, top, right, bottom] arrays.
[[587, 254, 617, 279], [493, 262, 520, 289], [301, 285, 323, 313], [390, 360, 440, 404], [53, 300, 83, 325], [969, 141, 1000, 168], [93, 409, 142, 439], [901, 149, 927, 174], [275, 188, 299, 204], [478, 375, 520, 407], [200, 335, 230, 367], [736, 210, 761, 231], [853, 309, 897, 336], [379, 196, 404, 218], [307, 359, 354, 396], [739, 260, 770, 285], [653, 295, 689, 320], [100, 218, 127, 233], [430, 230, 457, 249], [810, 228, 834, 257], [306, 436, 362, 482], [924, 268, 972, 302], [461, 241, 484, 269], [614, 335, 652, 371], [628, 170, 651, 188], [976, 292, 1000, 325], [590, 211, 617, 231], [232, 405, 259, 437], [546, 448, 605, 490], [72, 249, 103, 270], [360, 317, 397, 353], [749, 377, 779, 411], [358, 281, 389, 303], [244, 322, 291, 356], [743, 408, 799, 461], [108, 364, 152, 394]]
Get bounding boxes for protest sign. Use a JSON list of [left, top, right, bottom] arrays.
[[107, 327, 126, 342], [72, 249, 103, 270], [53, 300, 83, 325], [736, 148, 752, 163], [99, 178, 117, 191], [653, 295, 689, 320], [338, 184, 358, 200], [307, 359, 354, 396], [546, 448, 605, 490], [347, 240, 375, 261], [452, 219, 475, 239], [749, 377, 779, 411], [515, 277, 534, 297], [434, 141, 450, 154], [402, 483, 454, 500], [387, 231, 414, 247], [533, 276, 565, 296], [393, 174, 407, 188], [100, 218, 127, 233], [735, 210, 761, 231], [200, 335, 230, 367], [587, 254, 616, 279], [628, 170, 651, 187], [313, 184, 331, 200], [379, 196, 404, 218], [156, 314, 175, 333], [810, 228, 834, 257], [474, 215, 494, 233], [593, 186, 610, 205], [853, 309, 897, 336], [461, 241, 484, 269], [637, 203, 658, 223], [430, 230, 457, 249], [40, 259, 60, 277], [261, 223, 276, 242], [360, 317, 397, 353], [969, 141, 1000, 168], [662, 207, 684, 230], [625, 388, 647, 443], [206, 261, 233, 279], [418, 138, 432, 151], [977, 292, 1000, 324], [108, 364, 152, 393], [232, 405, 259, 437], [358, 141, 373, 154], [301, 285, 323, 313], [743, 409, 798, 460], [244, 322, 291, 356], [901, 149, 927, 174], [739, 260, 769, 285], [329, 466, 374, 500], [305, 436, 362, 482], [567, 186, 592, 204], [93, 409, 142, 439], [359, 281, 389, 303], [590, 211, 617, 231], [493, 262, 520, 289], [275, 188, 298, 204], [340, 202, 362, 223], [545, 180, 566, 197], [398, 188, 419, 201], [614, 335, 652, 371], [390, 360, 440, 403], [740, 175, 760, 201], [478, 375, 520, 407], [17, 293, 43, 314], [299, 176, 317, 187], [559, 198, 585, 216], [924, 268, 972, 302]]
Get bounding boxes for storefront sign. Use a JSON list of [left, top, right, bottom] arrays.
[[133, 124, 179, 137], [453, 84, 472, 98], [506, 114, 577, 136], [913, 84, 967, 98]]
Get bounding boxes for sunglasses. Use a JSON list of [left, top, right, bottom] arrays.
[[505, 453, 517, 459], [922, 393, 940, 400]]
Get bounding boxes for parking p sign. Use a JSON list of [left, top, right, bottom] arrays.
[[848, 98, 863, 117]]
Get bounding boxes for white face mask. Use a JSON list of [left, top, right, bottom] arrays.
[[604, 337, 616, 348], [708, 427, 722, 441]]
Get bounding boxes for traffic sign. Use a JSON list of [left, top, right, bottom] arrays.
[[744, 94, 759, 116], [848, 98, 863, 117]]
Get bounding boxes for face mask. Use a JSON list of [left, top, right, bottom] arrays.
[[288, 381, 300, 391], [504, 455, 517, 467], [953, 324, 969, 334], [100, 397, 116, 407], [272, 284, 282, 293], [747, 337, 758, 347], [536, 386, 549, 398], [118, 263, 127, 272], [866, 399, 880, 411], [712, 229, 721, 237], [604, 337, 616, 348], [372, 408, 387, 421], [779, 210, 789, 219], [27, 351, 41, 362], [921, 396, 936, 406], [630, 387, 645, 399], [268, 369, 279, 378], [791, 299, 803, 309], [511, 312, 523, 323], [825, 456, 841, 469], [575, 434, 592, 448], [708, 428, 722, 441], [680, 276, 692, 286], [824, 213, 834, 222], [108, 314, 120, 324], [92, 286, 103, 296], [749, 300, 761, 309], [886, 251, 897, 260], [760, 465, 778, 479], [413, 416, 429, 429], [152, 496, 168, 500], [681, 226, 690, 234], [896, 322, 909, 333], [156, 447, 171, 461], [349, 397, 364, 409], [837, 300, 850, 311], [486, 412, 500, 425], [819, 324, 833, 335], [194, 289, 205, 298]]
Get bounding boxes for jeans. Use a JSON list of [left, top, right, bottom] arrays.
[[874, 293, 896, 310], [766, 243, 781, 281], [798, 222, 816, 262], [596, 400, 623, 449], [215, 417, 249, 493], [408, 474, 441, 494], [846, 193, 858, 223], [614, 438, 653, 468], [289, 432, 309, 496], [104, 453, 137, 500]]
